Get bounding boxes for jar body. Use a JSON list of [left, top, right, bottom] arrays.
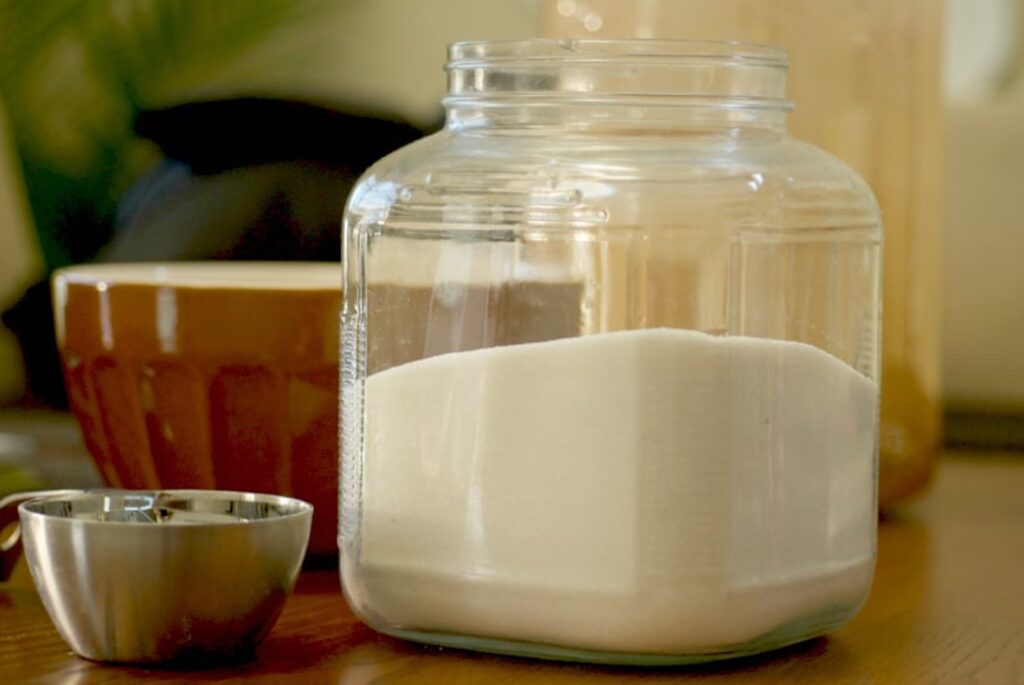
[[341, 40, 881, 664]]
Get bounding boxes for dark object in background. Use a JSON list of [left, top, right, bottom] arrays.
[[3, 97, 424, 406], [2, 281, 67, 407], [136, 98, 424, 174], [109, 98, 424, 262]]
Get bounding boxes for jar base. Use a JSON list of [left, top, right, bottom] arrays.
[[376, 604, 858, 666]]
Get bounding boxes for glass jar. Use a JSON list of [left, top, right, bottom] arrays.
[[340, 39, 881, 665]]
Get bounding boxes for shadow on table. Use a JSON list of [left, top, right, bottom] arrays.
[[327, 633, 860, 684]]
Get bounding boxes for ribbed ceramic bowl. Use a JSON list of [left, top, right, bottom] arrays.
[[52, 263, 341, 557]]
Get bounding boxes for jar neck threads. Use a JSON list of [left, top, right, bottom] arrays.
[[444, 39, 792, 133]]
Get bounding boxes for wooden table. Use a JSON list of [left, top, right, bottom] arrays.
[[2, 452, 1023, 684]]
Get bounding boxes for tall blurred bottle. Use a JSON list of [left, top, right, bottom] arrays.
[[544, 0, 944, 505]]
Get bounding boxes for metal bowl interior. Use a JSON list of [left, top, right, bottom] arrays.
[[21, 489, 313, 525]]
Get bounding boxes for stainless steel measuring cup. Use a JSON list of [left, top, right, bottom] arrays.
[[0, 489, 312, 663]]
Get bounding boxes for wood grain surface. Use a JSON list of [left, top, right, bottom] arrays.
[[2, 453, 1023, 684]]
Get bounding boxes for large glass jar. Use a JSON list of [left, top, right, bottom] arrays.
[[340, 39, 881, 665]]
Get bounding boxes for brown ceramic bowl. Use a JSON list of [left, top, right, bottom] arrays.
[[52, 263, 341, 558]]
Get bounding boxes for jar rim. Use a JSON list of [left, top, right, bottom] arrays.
[[448, 39, 788, 69], [445, 38, 791, 121]]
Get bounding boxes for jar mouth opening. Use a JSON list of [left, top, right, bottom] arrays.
[[445, 39, 791, 117], [448, 39, 788, 69]]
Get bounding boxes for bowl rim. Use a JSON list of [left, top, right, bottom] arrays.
[[18, 488, 314, 527], [52, 262, 342, 291]]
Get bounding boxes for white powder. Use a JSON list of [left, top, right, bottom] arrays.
[[353, 328, 877, 654]]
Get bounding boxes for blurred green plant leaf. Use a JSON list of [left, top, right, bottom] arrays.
[[0, 0, 339, 269]]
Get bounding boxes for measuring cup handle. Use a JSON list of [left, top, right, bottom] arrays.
[[0, 490, 82, 582]]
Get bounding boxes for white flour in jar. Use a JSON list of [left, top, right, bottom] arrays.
[[354, 328, 877, 654]]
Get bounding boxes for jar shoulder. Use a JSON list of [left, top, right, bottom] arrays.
[[347, 130, 880, 229]]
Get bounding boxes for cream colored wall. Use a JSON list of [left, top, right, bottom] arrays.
[[183, 0, 543, 127], [944, 0, 1024, 408], [291, 0, 541, 126], [944, 82, 1024, 409]]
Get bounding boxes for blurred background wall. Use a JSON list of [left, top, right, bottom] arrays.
[[0, 0, 1021, 437], [945, 0, 1024, 412]]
